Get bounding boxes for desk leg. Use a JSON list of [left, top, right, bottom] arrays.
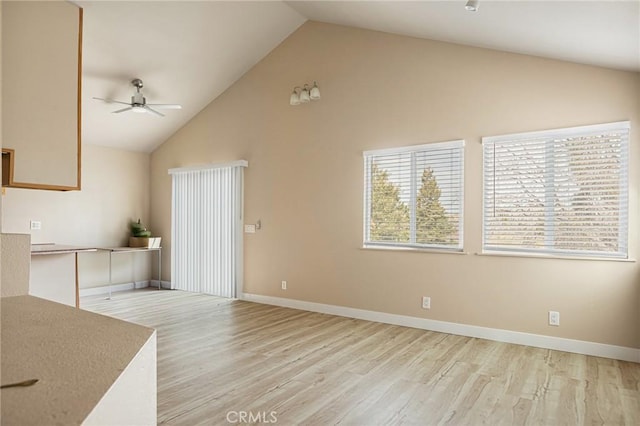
[[158, 248, 162, 290], [107, 251, 112, 300], [75, 252, 80, 309]]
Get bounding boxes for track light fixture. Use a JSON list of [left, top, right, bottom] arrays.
[[465, 0, 479, 12], [290, 81, 321, 106]]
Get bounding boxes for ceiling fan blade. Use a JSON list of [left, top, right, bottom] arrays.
[[112, 107, 133, 114], [144, 105, 165, 117], [146, 104, 182, 110], [93, 97, 131, 106]]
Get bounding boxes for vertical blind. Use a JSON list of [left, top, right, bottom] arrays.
[[363, 140, 464, 250], [170, 161, 247, 297], [482, 121, 629, 258]]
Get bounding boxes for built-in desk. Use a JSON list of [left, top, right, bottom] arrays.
[[0, 295, 156, 425], [31, 244, 97, 307], [98, 247, 162, 298], [31, 244, 163, 306]]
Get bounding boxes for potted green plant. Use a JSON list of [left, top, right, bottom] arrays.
[[129, 219, 161, 248]]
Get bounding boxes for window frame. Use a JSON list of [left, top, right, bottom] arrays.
[[481, 121, 630, 260], [363, 140, 465, 252]]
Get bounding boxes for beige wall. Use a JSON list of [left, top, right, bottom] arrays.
[[151, 22, 640, 349], [2, 144, 152, 289]]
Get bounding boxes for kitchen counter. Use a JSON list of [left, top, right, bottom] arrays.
[[0, 295, 156, 425], [31, 243, 97, 255], [30, 244, 97, 307]]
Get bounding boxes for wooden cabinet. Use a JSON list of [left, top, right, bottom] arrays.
[[1, 1, 82, 190]]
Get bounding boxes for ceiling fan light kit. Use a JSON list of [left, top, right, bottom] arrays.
[[93, 78, 182, 117], [465, 0, 479, 12]]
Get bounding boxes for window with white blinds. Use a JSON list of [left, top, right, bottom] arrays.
[[364, 140, 464, 250], [482, 121, 629, 259]]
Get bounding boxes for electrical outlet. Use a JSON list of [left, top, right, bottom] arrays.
[[281, 281, 287, 290], [549, 311, 560, 326], [422, 296, 431, 310], [30, 220, 42, 230]]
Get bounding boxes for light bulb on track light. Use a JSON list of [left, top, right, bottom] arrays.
[[309, 82, 321, 100], [289, 88, 301, 106], [299, 85, 311, 103]]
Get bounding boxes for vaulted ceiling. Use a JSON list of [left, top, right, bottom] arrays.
[[78, 1, 640, 153]]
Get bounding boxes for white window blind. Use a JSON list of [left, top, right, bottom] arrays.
[[482, 121, 629, 259], [170, 161, 247, 297], [363, 140, 464, 250]]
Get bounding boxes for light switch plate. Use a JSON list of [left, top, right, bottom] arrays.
[[244, 224, 256, 233]]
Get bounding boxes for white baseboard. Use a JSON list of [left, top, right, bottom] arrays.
[[79, 280, 171, 297], [240, 293, 640, 363], [151, 280, 172, 290]]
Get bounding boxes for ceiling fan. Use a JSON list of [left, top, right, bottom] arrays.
[[93, 78, 182, 117]]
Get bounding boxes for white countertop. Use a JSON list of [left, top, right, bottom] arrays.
[[0, 295, 155, 425]]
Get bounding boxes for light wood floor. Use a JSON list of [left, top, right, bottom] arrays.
[[82, 289, 640, 425]]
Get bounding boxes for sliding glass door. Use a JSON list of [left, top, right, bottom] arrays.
[[170, 161, 246, 298]]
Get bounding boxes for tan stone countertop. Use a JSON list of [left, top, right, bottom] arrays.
[[0, 295, 155, 425], [30, 243, 97, 255]]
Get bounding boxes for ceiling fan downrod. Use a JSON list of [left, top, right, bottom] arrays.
[[132, 78, 144, 91]]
